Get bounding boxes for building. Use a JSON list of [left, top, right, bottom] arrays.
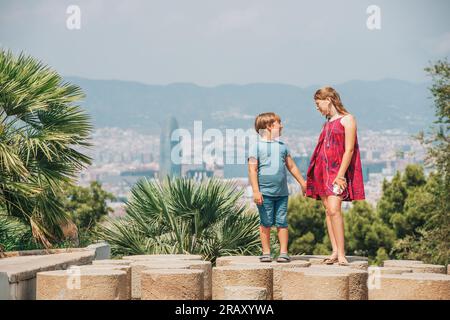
[[185, 163, 214, 181], [159, 116, 182, 180]]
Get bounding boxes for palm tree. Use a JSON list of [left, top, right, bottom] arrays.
[[0, 49, 93, 247], [96, 177, 261, 263]]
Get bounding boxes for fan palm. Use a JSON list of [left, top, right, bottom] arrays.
[[0, 49, 93, 246], [0, 210, 34, 253], [96, 177, 261, 263]]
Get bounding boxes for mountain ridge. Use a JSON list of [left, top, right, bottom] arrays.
[[64, 76, 434, 135]]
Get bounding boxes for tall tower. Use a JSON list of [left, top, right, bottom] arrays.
[[159, 116, 182, 180]]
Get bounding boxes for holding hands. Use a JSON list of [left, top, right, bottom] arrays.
[[300, 181, 307, 196], [253, 191, 264, 205]]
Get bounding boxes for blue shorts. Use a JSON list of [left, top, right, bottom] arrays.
[[257, 195, 288, 228]]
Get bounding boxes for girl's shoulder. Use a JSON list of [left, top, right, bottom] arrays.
[[340, 113, 356, 126]]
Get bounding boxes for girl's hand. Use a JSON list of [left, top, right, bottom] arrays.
[[253, 191, 263, 205], [300, 182, 307, 196], [332, 176, 347, 190]]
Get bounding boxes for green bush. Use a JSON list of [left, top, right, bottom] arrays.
[[95, 178, 261, 263]]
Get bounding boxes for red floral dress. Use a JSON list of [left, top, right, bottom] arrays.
[[306, 115, 365, 201]]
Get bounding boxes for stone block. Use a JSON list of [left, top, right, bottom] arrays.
[[212, 265, 273, 300], [369, 272, 450, 300], [36, 269, 128, 300], [86, 242, 111, 260], [130, 260, 191, 299], [224, 286, 267, 300], [140, 269, 204, 300]]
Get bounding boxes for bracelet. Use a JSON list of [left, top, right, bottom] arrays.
[[337, 176, 346, 182]]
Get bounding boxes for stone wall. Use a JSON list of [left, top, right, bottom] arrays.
[[2, 250, 449, 300], [0, 242, 110, 300]]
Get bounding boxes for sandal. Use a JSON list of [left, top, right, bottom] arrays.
[[322, 257, 338, 265], [259, 253, 272, 262], [277, 253, 291, 263], [337, 256, 349, 266]]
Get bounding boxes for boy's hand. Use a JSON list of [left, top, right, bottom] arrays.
[[253, 191, 263, 205]]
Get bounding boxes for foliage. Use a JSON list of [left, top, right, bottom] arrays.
[[0, 49, 93, 247], [398, 59, 450, 266], [345, 201, 395, 264], [287, 195, 326, 255], [0, 201, 45, 252], [390, 172, 449, 265], [57, 181, 115, 244], [95, 178, 261, 263]]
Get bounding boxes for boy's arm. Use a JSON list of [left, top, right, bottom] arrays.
[[248, 157, 263, 205], [285, 155, 307, 194]]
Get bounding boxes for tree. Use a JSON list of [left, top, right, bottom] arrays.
[[418, 59, 450, 181], [0, 212, 34, 253], [377, 172, 408, 234], [95, 178, 261, 263], [392, 59, 450, 265], [377, 164, 427, 238], [0, 50, 93, 246], [391, 172, 449, 265], [287, 195, 327, 255], [403, 164, 426, 188], [345, 200, 395, 264], [57, 181, 115, 246]]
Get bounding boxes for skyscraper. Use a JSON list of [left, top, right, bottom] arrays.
[[159, 116, 182, 180]]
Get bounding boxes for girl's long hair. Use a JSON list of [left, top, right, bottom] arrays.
[[314, 86, 350, 117]]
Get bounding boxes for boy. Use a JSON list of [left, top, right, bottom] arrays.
[[248, 112, 307, 262]]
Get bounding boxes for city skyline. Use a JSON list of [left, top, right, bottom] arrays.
[[78, 125, 427, 210]]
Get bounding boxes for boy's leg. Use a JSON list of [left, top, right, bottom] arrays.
[[274, 196, 289, 254], [257, 196, 275, 254], [259, 226, 271, 254], [277, 227, 288, 253]]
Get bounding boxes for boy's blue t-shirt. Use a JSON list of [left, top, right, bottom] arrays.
[[248, 137, 290, 197]]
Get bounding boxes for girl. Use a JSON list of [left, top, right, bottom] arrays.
[[305, 87, 365, 265]]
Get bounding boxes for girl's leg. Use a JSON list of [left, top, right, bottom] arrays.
[[321, 197, 338, 259], [326, 195, 348, 263]]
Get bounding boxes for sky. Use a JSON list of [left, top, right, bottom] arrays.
[[0, 0, 449, 87]]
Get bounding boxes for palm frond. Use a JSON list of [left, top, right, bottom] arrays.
[[0, 49, 93, 246], [96, 177, 260, 262]]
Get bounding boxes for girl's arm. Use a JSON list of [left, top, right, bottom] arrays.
[[285, 155, 307, 194], [248, 157, 263, 205], [334, 114, 357, 188]]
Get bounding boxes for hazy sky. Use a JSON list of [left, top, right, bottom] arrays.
[[0, 0, 449, 86]]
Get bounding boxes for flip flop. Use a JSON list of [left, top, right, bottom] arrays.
[[276, 253, 291, 263], [337, 256, 350, 266], [259, 254, 272, 262], [322, 257, 338, 265]]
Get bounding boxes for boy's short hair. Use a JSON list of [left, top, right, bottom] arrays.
[[254, 112, 281, 134]]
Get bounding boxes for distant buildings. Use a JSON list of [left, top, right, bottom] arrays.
[[185, 162, 214, 181], [78, 126, 427, 207], [223, 163, 248, 179], [361, 161, 388, 182], [293, 154, 310, 176], [120, 169, 158, 178], [159, 116, 182, 180]]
